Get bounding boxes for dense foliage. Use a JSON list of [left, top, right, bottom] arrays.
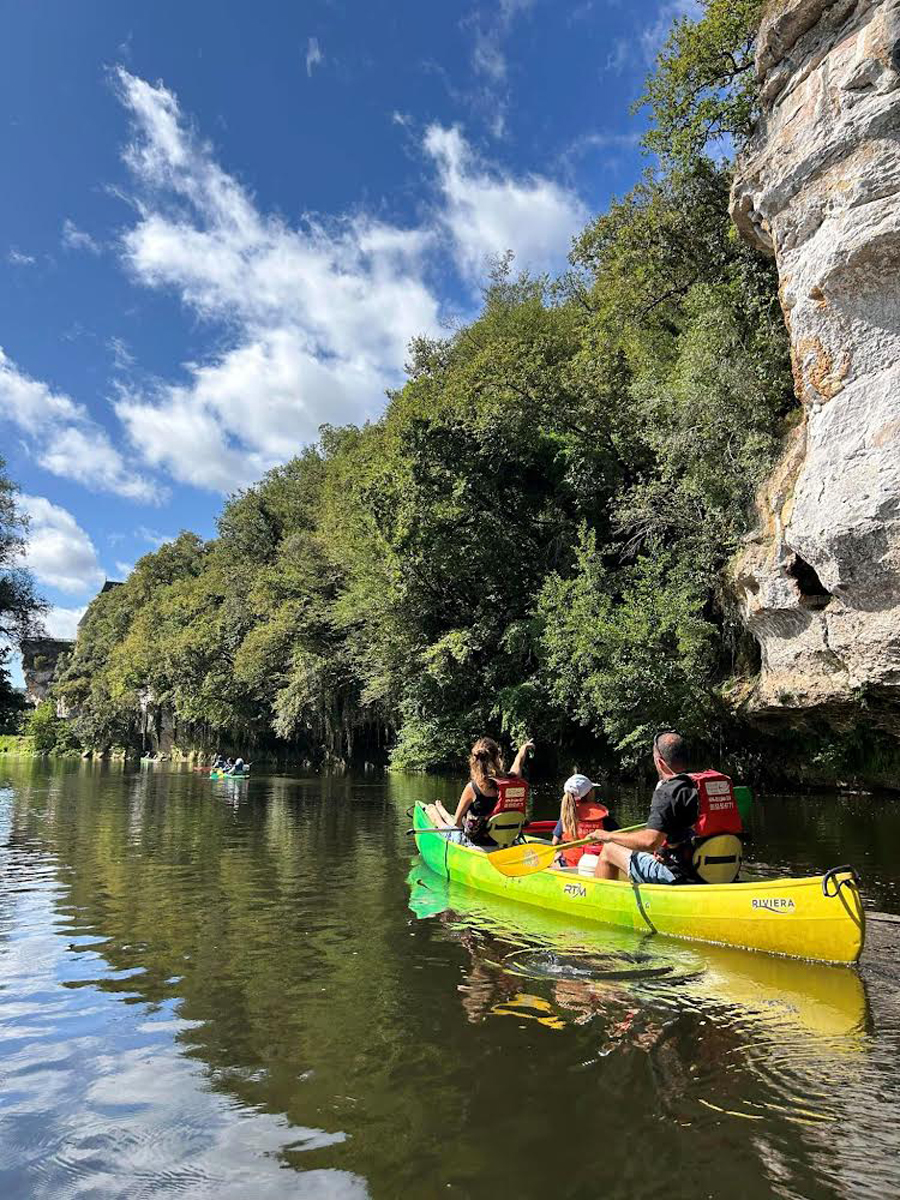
[[640, 0, 765, 166], [22, 700, 80, 753], [0, 456, 45, 732], [58, 2, 793, 768]]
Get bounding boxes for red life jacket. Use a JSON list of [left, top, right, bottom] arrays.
[[488, 775, 529, 816], [463, 775, 529, 843], [688, 770, 742, 838], [561, 800, 609, 867]]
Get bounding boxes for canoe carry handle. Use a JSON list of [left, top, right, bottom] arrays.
[[822, 865, 860, 898]]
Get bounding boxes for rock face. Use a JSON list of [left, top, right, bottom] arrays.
[[20, 638, 75, 707], [730, 0, 900, 721]]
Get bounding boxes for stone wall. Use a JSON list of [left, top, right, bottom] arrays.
[[730, 0, 900, 722]]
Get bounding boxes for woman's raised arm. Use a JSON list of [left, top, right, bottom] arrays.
[[509, 738, 534, 777]]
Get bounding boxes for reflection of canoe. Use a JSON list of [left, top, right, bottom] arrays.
[[697, 940, 867, 1041], [407, 865, 868, 1042], [412, 802, 865, 964]]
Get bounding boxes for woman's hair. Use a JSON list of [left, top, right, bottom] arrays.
[[560, 789, 579, 841], [469, 737, 505, 792]]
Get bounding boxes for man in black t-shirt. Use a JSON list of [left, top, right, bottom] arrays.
[[590, 731, 699, 884]]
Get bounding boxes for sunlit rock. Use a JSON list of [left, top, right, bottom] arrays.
[[730, 0, 900, 719]]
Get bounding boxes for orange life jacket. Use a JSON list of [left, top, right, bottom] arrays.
[[561, 799, 610, 867], [660, 771, 743, 880]]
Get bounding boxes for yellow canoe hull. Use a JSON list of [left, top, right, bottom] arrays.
[[407, 866, 869, 1041], [412, 803, 865, 965]]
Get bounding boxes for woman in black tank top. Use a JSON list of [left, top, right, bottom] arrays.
[[452, 736, 533, 845]]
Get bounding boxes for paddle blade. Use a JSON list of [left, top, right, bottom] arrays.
[[489, 840, 559, 878]]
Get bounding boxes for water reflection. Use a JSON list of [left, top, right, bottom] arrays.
[[407, 862, 888, 1195], [0, 758, 898, 1200]]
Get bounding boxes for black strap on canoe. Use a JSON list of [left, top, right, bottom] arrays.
[[821, 864, 860, 897]]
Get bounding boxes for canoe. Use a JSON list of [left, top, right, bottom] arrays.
[[209, 769, 250, 780], [406, 865, 869, 1041], [412, 802, 865, 965]]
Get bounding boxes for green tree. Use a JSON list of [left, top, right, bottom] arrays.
[[643, 0, 768, 169], [23, 699, 80, 753], [0, 457, 45, 643], [51, 1, 798, 773], [639, 0, 764, 166], [0, 457, 46, 730]]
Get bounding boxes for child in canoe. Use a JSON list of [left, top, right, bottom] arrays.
[[552, 774, 619, 867]]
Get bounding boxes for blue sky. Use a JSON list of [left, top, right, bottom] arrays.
[[1, 0, 695, 680]]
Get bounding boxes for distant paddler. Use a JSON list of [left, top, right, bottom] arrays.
[[590, 731, 744, 886]]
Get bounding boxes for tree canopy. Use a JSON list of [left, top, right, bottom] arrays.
[[57, 3, 792, 769], [640, 0, 765, 166], [0, 457, 46, 730]]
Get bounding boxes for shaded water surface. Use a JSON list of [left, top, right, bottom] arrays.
[[0, 759, 898, 1198]]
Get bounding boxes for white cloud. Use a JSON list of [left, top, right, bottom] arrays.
[[561, 129, 642, 174], [112, 69, 444, 491], [568, 1, 595, 24], [18, 496, 105, 595], [8, 247, 36, 266], [571, 131, 642, 152], [108, 335, 135, 371], [108, 70, 587, 493], [43, 605, 87, 640], [463, 0, 535, 138], [424, 124, 588, 281], [604, 37, 632, 73], [599, 0, 700, 75], [62, 218, 102, 254], [305, 36, 323, 76], [0, 347, 84, 426], [38, 425, 161, 502], [137, 526, 175, 548], [472, 28, 508, 83], [115, 560, 135, 577], [641, 0, 701, 63], [0, 348, 163, 504]]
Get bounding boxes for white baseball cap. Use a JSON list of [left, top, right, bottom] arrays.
[[563, 773, 599, 799]]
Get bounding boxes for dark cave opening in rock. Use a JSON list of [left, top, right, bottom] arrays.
[[787, 554, 832, 610]]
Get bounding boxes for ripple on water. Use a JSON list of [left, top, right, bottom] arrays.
[[4, 769, 900, 1199]]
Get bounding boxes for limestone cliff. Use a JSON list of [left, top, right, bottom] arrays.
[[730, 0, 900, 722], [20, 638, 74, 707]]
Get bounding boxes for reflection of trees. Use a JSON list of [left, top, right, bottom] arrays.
[[407, 855, 878, 1200], [2, 763, 481, 1193], [0, 759, 894, 1200]]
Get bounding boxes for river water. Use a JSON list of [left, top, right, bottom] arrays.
[[0, 760, 898, 1200]]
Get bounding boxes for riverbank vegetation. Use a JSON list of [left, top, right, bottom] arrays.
[[0, 456, 46, 734], [54, 2, 800, 772]]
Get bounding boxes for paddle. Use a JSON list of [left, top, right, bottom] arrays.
[[489, 822, 645, 878], [489, 836, 597, 878], [406, 819, 554, 838]]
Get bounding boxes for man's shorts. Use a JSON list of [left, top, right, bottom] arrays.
[[628, 850, 679, 885]]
